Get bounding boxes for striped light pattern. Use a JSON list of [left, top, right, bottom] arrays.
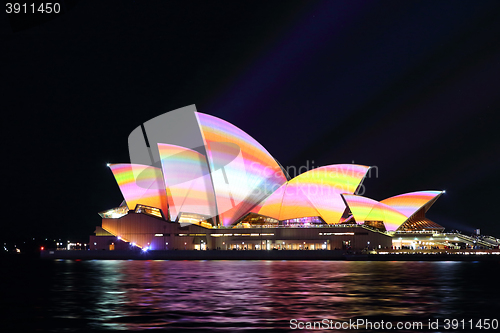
[[284, 164, 370, 224], [255, 183, 286, 219], [196, 112, 287, 226], [342, 194, 408, 231], [289, 164, 370, 194], [158, 143, 216, 222], [366, 203, 409, 231], [109, 164, 169, 216], [257, 164, 370, 224], [108, 109, 443, 231], [381, 191, 444, 218], [279, 182, 322, 221], [341, 194, 377, 222], [255, 182, 327, 221]]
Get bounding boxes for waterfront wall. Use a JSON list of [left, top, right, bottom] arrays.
[[40, 249, 500, 261]]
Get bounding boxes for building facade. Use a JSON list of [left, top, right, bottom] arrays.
[[92, 105, 446, 252]]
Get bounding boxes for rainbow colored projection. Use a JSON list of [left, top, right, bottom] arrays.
[[158, 143, 216, 221], [381, 191, 444, 218], [342, 194, 408, 231], [109, 164, 169, 216], [254, 182, 285, 219], [341, 194, 377, 222], [278, 183, 323, 221], [257, 164, 370, 224], [196, 112, 287, 226], [103, 106, 444, 243]]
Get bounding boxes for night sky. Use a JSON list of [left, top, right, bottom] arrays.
[[2, 1, 500, 242]]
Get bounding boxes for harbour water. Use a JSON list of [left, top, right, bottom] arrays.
[[2, 258, 499, 332]]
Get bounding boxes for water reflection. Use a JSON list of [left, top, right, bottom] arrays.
[[41, 260, 500, 331]]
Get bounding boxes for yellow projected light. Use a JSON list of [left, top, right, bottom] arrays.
[[158, 143, 216, 222], [196, 112, 287, 226], [109, 164, 169, 216], [342, 194, 408, 231], [258, 164, 370, 224], [381, 191, 444, 218]]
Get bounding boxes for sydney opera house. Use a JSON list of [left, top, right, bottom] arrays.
[[91, 105, 450, 252]]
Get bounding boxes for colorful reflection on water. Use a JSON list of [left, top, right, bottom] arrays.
[[3, 260, 500, 332]]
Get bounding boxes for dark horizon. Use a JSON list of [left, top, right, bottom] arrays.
[[2, 1, 500, 242]]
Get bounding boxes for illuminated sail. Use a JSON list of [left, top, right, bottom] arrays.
[[381, 191, 444, 218], [158, 143, 216, 222], [256, 183, 286, 220], [196, 112, 287, 226], [257, 164, 370, 224], [342, 194, 408, 231], [109, 164, 169, 217]]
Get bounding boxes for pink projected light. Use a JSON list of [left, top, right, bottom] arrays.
[[287, 164, 370, 224], [279, 182, 322, 221], [341, 194, 378, 222], [381, 191, 444, 218], [109, 164, 169, 216], [342, 194, 408, 231], [196, 112, 287, 226], [158, 143, 216, 221], [255, 183, 286, 220], [257, 164, 370, 224]]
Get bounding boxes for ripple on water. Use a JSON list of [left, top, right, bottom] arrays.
[[3, 260, 500, 332]]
